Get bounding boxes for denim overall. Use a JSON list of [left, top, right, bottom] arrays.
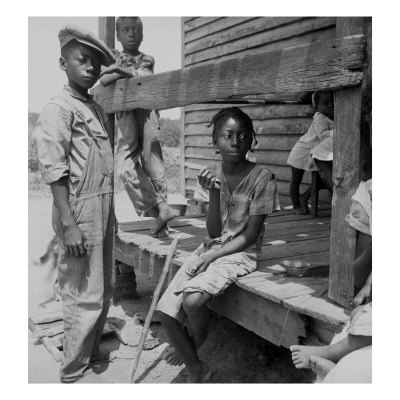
[[55, 103, 115, 383]]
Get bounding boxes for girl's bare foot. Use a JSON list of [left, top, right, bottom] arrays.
[[160, 344, 184, 366], [187, 361, 213, 383], [310, 355, 336, 380], [290, 345, 328, 369]]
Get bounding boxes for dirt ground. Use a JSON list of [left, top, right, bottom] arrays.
[[28, 192, 314, 384]]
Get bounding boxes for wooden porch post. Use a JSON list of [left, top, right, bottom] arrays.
[[98, 17, 116, 149], [180, 17, 186, 198], [328, 17, 365, 308]]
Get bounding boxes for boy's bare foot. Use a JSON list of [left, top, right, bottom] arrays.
[[151, 205, 179, 236], [310, 355, 336, 380], [153, 225, 170, 239], [187, 361, 213, 383], [290, 345, 328, 369], [160, 344, 184, 366]]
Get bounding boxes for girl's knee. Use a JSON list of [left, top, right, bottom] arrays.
[[182, 292, 208, 313]]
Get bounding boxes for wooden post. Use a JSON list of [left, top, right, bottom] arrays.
[[180, 17, 186, 198], [98, 17, 118, 299], [98, 17, 116, 148], [328, 17, 365, 307]]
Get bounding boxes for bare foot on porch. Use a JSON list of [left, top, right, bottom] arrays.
[[290, 345, 328, 369], [151, 203, 179, 236]]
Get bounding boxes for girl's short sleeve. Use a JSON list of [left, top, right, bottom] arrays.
[[249, 171, 281, 216]]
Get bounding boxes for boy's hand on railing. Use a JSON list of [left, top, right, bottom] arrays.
[[100, 65, 134, 78], [198, 167, 221, 191]]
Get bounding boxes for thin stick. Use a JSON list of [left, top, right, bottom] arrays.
[[129, 236, 181, 383]]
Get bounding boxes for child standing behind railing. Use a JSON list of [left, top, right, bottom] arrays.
[[287, 91, 334, 213]]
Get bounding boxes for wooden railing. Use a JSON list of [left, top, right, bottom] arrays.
[[96, 17, 369, 308]]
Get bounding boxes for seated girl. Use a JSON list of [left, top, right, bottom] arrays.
[[156, 107, 280, 383]]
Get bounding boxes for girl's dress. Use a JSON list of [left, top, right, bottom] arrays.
[[287, 112, 333, 171], [156, 164, 280, 324]]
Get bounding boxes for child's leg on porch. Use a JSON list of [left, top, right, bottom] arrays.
[[290, 166, 305, 212], [137, 109, 179, 235]]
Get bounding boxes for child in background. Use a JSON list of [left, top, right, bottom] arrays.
[[156, 107, 280, 382], [100, 16, 178, 237], [33, 25, 116, 383], [287, 91, 334, 213], [290, 179, 372, 383]]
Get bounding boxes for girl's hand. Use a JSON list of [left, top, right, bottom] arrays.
[[189, 254, 214, 276], [198, 167, 221, 190], [63, 223, 88, 257]]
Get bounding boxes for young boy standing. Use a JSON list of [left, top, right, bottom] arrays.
[[33, 25, 116, 383], [100, 16, 178, 237]]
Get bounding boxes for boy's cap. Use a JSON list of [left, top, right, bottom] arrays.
[[58, 24, 116, 66]]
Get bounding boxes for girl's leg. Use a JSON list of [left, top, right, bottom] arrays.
[[158, 311, 211, 382], [290, 167, 305, 209], [182, 291, 212, 349]]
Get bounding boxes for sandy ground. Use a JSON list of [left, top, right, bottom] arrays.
[[28, 191, 314, 384]]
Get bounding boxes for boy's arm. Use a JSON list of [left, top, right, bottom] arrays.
[[100, 65, 134, 87], [100, 55, 155, 87], [51, 179, 88, 257], [33, 102, 87, 257]]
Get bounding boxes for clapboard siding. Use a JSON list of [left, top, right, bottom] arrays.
[[182, 17, 337, 202], [185, 17, 305, 53], [185, 17, 256, 44], [185, 17, 336, 66]]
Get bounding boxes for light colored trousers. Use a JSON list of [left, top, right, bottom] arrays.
[[116, 109, 167, 216]]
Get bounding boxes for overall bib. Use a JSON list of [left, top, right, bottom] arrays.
[[55, 105, 115, 383]]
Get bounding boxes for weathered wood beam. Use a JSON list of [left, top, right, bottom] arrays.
[[93, 35, 365, 113], [328, 18, 365, 308]]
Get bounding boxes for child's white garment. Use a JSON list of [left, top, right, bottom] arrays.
[[287, 112, 333, 171]]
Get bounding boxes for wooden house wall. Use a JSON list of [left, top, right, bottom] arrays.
[[181, 17, 337, 204]]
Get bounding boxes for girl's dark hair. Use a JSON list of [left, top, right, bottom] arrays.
[[208, 107, 258, 151]]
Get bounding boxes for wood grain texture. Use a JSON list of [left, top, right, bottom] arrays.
[[183, 17, 223, 33], [184, 104, 315, 123], [209, 285, 307, 347], [185, 17, 255, 44], [93, 35, 365, 113], [185, 17, 305, 54], [185, 118, 311, 136], [328, 18, 364, 308], [185, 17, 336, 65], [185, 28, 336, 69]]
